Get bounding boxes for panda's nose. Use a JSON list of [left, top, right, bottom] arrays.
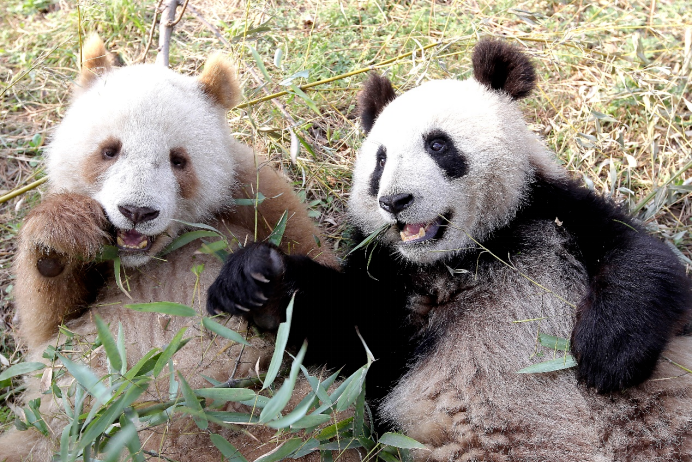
[[118, 205, 160, 224], [379, 193, 414, 214]]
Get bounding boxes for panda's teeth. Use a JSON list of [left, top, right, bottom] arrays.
[[400, 223, 427, 242]]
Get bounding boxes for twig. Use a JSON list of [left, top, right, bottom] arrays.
[[632, 159, 692, 213], [234, 40, 447, 110], [155, 0, 182, 67], [0, 177, 48, 204], [169, 0, 190, 27], [138, 0, 164, 63]]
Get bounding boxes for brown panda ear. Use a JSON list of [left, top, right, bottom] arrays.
[[358, 73, 397, 133], [77, 34, 114, 90], [198, 53, 241, 110], [472, 40, 536, 100]]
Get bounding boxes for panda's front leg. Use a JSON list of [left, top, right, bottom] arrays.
[[14, 192, 111, 349]]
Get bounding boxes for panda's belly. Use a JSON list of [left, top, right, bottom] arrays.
[[381, 224, 604, 460]]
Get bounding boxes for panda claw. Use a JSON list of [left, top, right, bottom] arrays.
[[235, 303, 250, 312], [255, 292, 268, 302], [251, 272, 270, 283]]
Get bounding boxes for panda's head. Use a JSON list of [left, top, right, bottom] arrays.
[[349, 40, 552, 265], [46, 35, 242, 267]]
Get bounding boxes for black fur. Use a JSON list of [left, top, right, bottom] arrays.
[[472, 39, 536, 99], [358, 74, 397, 133], [369, 146, 387, 196], [423, 130, 466, 179]]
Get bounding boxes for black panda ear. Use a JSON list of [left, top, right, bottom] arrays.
[[358, 74, 397, 133], [472, 40, 536, 100]]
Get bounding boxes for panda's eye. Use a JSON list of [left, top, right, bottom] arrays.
[[429, 139, 447, 153], [101, 139, 121, 160], [378, 157, 386, 168], [170, 148, 188, 170]]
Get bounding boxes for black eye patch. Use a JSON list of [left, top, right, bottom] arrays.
[[423, 130, 466, 179], [369, 146, 387, 196]]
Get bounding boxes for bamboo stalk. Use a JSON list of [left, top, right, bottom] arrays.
[[0, 177, 48, 205]]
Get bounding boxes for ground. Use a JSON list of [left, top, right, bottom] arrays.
[[0, 0, 690, 443]]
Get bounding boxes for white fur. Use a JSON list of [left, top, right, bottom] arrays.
[[349, 78, 561, 264], [46, 64, 241, 266]]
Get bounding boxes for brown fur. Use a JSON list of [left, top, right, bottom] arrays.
[[170, 147, 200, 199], [81, 136, 121, 184], [198, 53, 241, 109], [2, 40, 353, 461], [77, 34, 113, 91]]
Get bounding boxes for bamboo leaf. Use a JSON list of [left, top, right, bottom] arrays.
[[160, 230, 222, 256], [378, 432, 427, 449], [56, 353, 111, 403], [125, 302, 196, 317], [267, 210, 288, 247], [289, 84, 320, 115], [254, 438, 304, 462], [248, 45, 272, 82], [195, 388, 257, 402], [0, 362, 45, 381], [153, 328, 189, 376], [259, 340, 307, 423], [202, 317, 250, 346], [94, 314, 122, 373], [263, 294, 295, 390], [517, 355, 577, 373], [178, 372, 208, 430], [537, 333, 570, 352], [210, 434, 249, 462]]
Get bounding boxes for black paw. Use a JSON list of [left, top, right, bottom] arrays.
[[207, 243, 286, 329], [571, 325, 659, 393]]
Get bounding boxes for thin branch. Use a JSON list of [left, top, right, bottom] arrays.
[[169, 0, 190, 27], [138, 0, 164, 63], [155, 0, 182, 67]]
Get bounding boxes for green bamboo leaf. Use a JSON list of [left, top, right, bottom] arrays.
[[202, 317, 250, 346], [113, 256, 132, 300], [94, 245, 119, 263], [119, 415, 145, 462], [0, 362, 45, 381], [287, 413, 331, 429], [171, 219, 225, 234], [159, 230, 222, 256], [335, 366, 367, 412], [255, 438, 304, 462], [195, 388, 257, 402], [347, 224, 389, 256], [266, 210, 288, 247], [538, 333, 570, 352], [248, 45, 272, 82], [210, 434, 249, 462], [289, 438, 319, 458], [94, 314, 122, 373], [78, 379, 149, 451], [153, 327, 189, 376], [316, 417, 353, 441], [125, 302, 196, 317], [117, 322, 127, 375], [266, 390, 317, 429], [178, 372, 208, 430], [103, 424, 138, 462], [378, 432, 427, 449], [56, 353, 110, 403], [235, 191, 266, 206], [205, 411, 258, 424], [318, 440, 362, 451], [262, 294, 295, 390], [517, 355, 577, 374], [289, 84, 320, 115], [259, 340, 307, 423]]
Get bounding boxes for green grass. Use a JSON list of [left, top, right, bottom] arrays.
[[0, 0, 691, 456]]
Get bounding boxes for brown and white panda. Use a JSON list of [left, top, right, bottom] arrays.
[[208, 40, 692, 461], [0, 35, 351, 462]]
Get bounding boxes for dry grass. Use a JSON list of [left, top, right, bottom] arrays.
[[0, 0, 690, 431]]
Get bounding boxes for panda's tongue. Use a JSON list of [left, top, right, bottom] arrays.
[[116, 229, 151, 251]]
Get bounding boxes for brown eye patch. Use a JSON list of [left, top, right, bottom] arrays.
[[170, 147, 199, 199], [82, 136, 122, 184]]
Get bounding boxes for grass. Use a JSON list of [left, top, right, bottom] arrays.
[[0, 0, 691, 455]]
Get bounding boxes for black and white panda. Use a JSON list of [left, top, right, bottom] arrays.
[[208, 40, 692, 460]]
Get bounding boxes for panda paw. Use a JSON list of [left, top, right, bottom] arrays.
[[21, 193, 110, 277], [207, 242, 286, 329], [571, 330, 659, 394]]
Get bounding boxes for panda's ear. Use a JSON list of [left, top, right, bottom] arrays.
[[77, 34, 115, 90], [198, 53, 241, 110], [472, 40, 536, 100], [358, 74, 397, 133]]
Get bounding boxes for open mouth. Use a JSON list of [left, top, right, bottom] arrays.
[[116, 229, 153, 252], [397, 213, 451, 244]]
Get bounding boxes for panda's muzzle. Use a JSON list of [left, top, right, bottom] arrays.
[[115, 204, 159, 252], [397, 212, 452, 244], [379, 193, 414, 215]]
